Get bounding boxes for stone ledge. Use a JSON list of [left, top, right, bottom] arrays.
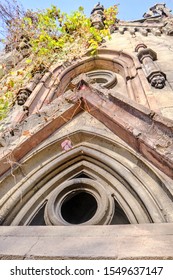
[[0, 224, 173, 259]]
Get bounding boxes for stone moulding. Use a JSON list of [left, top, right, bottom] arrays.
[[0, 82, 173, 179], [1, 3, 173, 259], [11, 48, 150, 126], [114, 3, 173, 37], [1, 224, 173, 259], [1, 129, 173, 226], [44, 178, 114, 226], [0, 85, 173, 228], [85, 70, 117, 89], [1, 45, 173, 228]]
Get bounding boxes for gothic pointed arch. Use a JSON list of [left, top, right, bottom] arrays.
[[13, 48, 150, 125], [1, 2, 173, 260], [1, 116, 173, 226]]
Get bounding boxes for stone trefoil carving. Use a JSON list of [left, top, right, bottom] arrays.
[[86, 70, 117, 89], [135, 43, 166, 89], [44, 178, 114, 226]]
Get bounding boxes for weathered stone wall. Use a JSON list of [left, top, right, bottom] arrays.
[[1, 224, 173, 259], [1, 4, 173, 260], [106, 31, 173, 119]]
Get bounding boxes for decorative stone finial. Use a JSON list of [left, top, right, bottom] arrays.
[[90, 2, 105, 30], [143, 3, 172, 18]]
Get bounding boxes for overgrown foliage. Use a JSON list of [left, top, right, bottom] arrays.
[[0, 0, 25, 41], [0, 1, 118, 121]]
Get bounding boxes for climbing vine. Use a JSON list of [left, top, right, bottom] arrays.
[[0, 3, 118, 121]]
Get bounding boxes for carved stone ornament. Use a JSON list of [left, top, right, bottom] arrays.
[[67, 70, 117, 93], [135, 43, 166, 89], [90, 2, 105, 30], [44, 178, 114, 225], [85, 70, 117, 89], [17, 88, 31, 106], [143, 3, 172, 18], [149, 73, 166, 89]]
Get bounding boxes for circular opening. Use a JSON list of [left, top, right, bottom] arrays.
[[61, 191, 97, 224], [94, 78, 108, 84]]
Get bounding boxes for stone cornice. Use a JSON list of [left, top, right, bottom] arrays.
[[114, 3, 173, 36]]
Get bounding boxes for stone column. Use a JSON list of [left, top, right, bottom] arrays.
[[135, 43, 166, 89]]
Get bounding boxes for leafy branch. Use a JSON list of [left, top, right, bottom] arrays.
[[0, 2, 118, 121]]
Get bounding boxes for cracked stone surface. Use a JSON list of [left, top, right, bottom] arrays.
[[0, 224, 173, 259]]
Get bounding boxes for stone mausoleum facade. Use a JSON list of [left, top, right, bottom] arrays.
[[0, 3, 173, 259]]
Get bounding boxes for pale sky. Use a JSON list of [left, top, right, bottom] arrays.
[[17, 0, 173, 20], [1, 0, 173, 50]]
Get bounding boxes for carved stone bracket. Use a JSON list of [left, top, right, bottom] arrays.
[[17, 72, 43, 106], [135, 43, 166, 89], [17, 88, 31, 106]]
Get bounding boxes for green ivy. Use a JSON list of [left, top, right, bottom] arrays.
[[0, 4, 118, 121], [0, 91, 13, 120]]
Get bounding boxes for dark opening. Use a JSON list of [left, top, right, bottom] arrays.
[[61, 191, 97, 224], [110, 200, 130, 225], [29, 203, 46, 226], [72, 172, 92, 179], [94, 78, 107, 84]]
